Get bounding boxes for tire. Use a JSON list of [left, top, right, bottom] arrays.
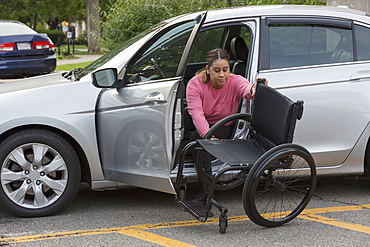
[[0, 129, 81, 217], [243, 144, 316, 227], [196, 150, 249, 191], [219, 217, 228, 234]]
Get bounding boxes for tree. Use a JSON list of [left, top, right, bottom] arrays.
[[86, 0, 101, 53], [98, 0, 325, 51], [0, 0, 85, 30]]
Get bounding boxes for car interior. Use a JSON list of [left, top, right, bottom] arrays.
[[176, 25, 252, 164]]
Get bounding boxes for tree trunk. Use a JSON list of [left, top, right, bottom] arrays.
[[86, 0, 101, 53]]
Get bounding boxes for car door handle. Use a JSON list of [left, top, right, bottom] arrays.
[[350, 70, 370, 81], [145, 92, 167, 104]]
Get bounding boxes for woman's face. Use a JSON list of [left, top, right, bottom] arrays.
[[206, 59, 230, 89]]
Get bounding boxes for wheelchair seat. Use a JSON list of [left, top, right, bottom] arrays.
[[196, 82, 303, 166]]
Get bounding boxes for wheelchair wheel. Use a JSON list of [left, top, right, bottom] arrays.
[[243, 143, 316, 227], [196, 149, 249, 191]]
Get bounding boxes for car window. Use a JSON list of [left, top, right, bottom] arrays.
[[269, 24, 353, 69], [126, 21, 196, 84], [183, 25, 251, 79], [240, 26, 251, 48], [355, 24, 370, 61], [0, 22, 37, 35], [187, 25, 251, 64], [188, 27, 226, 64]]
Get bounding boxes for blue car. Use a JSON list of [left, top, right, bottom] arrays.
[[0, 20, 56, 79]]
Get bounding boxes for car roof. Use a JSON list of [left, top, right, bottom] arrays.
[[0, 20, 26, 24], [170, 5, 369, 26], [208, 5, 368, 22]]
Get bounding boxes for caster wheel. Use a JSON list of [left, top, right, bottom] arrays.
[[219, 217, 228, 234]]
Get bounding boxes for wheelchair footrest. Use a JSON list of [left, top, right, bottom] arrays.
[[176, 197, 214, 222]]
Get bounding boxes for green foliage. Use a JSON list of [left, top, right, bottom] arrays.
[[99, 0, 240, 50], [98, 0, 325, 50], [0, 0, 85, 29]]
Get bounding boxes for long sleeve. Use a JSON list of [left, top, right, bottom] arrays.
[[186, 76, 211, 138]]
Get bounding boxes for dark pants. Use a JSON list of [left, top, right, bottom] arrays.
[[190, 125, 234, 178]]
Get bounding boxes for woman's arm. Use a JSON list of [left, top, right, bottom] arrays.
[[186, 78, 210, 138]]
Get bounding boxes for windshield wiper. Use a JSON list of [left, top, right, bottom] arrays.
[[62, 68, 82, 81]]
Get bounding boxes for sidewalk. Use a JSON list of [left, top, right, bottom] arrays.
[[57, 54, 103, 66]]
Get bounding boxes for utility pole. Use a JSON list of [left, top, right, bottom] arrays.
[[86, 0, 101, 53], [327, 0, 370, 15]]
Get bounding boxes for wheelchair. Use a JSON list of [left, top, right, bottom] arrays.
[[175, 82, 317, 233]]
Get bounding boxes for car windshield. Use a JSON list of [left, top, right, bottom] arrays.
[[76, 22, 167, 79], [0, 22, 37, 35]]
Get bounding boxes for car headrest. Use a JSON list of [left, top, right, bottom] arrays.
[[230, 37, 248, 61]]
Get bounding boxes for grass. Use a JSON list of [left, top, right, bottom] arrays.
[[56, 61, 93, 71], [55, 44, 103, 71], [57, 44, 103, 55]]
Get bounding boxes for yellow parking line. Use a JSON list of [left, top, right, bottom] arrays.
[[298, 214, 370, 234], [117, 229, 196, 247], [1, 204, 370, 246], [302, 204, 370, 214]]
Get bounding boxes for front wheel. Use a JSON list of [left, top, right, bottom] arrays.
[[243, 144, 316, 227], [0, 129, 81, 217]]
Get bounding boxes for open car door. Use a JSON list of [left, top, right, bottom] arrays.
[[96, 13, 207, 194]]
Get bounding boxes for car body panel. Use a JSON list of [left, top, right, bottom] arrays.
[[1, 74, 105, 181], [96, 79, 180, 194], [96, 13, 207, 194], [258, 63, 370, 167]]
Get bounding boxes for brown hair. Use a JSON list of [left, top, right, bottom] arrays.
[[196, 48, 230, 83]]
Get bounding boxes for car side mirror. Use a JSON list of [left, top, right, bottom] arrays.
[[92, 68, 118, 88]]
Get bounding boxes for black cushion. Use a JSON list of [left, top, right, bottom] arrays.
[[252, 83, 301, 146]]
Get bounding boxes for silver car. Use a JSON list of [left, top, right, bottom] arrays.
[[1, 5, 370, 217]]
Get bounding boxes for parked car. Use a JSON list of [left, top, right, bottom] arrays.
[[0, 20, 56, 79], [1, 5, 370, 217]]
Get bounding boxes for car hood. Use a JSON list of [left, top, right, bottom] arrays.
[[0, 72, 71, 94]]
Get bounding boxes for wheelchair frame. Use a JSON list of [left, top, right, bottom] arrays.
[[175, 83, 317, 234]]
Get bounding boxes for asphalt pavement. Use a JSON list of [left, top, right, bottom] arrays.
[[2, 176, 370, 246]]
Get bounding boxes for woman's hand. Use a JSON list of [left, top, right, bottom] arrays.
[[256, 77, 269, 85], [251, 83, 257, 96], [251, 78, 269, 96]]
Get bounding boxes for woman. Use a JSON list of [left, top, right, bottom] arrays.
[[186, 48, 257, 203], [187, 48, 256, 141]]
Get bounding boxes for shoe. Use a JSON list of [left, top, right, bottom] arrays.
[[192, 191, 207, 205]]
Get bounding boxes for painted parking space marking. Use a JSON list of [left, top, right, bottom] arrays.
[[299, 214, 370, 234], [1, 204, 370, 246]]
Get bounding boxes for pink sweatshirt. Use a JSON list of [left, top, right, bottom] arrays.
[[186, 73, 254, 138]]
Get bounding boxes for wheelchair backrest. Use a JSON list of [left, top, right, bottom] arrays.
[[251, 83, 303, 146]]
